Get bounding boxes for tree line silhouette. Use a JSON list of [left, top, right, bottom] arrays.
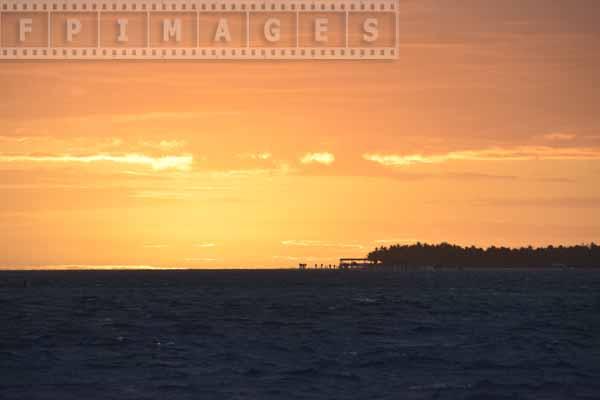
[[367, 242, 600, 268]]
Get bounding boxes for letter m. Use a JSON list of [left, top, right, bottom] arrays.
[[163, 19, 181, 42]]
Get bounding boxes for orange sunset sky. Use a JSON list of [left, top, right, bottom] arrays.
[[1, 0, 599, 268]]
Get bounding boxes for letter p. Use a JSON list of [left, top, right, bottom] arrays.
[[67, 19, 82, 42]]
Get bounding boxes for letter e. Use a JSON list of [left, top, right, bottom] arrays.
[[314, 18, 328, 43]]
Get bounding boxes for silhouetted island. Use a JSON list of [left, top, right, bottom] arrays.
[[366, 242, 600, 268]]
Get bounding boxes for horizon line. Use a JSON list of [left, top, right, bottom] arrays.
[[0, 265, 301, 271]]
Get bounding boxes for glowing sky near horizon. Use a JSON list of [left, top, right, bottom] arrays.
[[1, 0, 599, 268]]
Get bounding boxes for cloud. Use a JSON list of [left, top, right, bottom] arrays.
[[210, 163, 292, 178], [141, 140, 186, 150], [281, 240, 364, 249], [0, 265, 172, 270], [542, 132, 576, 141], [374, 238, 420, 245], [272, 255, 334, 262], [0, 136, 124, 153], [300, 152, 335, 165], [0, 136, 39, 143], [37, 111, 237, 125], [472, 197, 600, 209], [235, 152, 273, 163], [193, 242, 216, 248], [363, 146, 600, 167], [108, 112, 233, 123], [130, 191, 193, 200], [0, 153, 193, 171], [247, 152, 272, 160]]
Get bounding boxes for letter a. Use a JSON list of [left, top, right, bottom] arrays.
[[214, 19, 231, 43]]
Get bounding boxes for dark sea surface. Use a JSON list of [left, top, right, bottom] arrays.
[[1, 269, 600, 400]]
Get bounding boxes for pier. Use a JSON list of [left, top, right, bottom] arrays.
[[338, 258, 381, 270], [298, 258, 381, 270]]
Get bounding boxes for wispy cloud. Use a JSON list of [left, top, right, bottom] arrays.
[[108, 112, 234, 123], [374, 238, 420, 245], [281, 240, 364, 249], [542, 132, 576, 141], [193, 242, 216, 248], [0, 136, 124, 153], [300, 152, 335, 165], [130, 191, 193, 200], [240, 152, 272, 161], [272, 255, 334, 262], [210, 163, 291, 178], [470, 197, 600, 209], [364, 146, 600, 167], [0, 153, 193, 171], [141, 140, 186, 150], [0, 264, 174, 270], [11, 111, 239, 126]]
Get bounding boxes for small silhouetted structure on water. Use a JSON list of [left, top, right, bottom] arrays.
[[339, 258, 381, 270], [298, 260, 373, 270]]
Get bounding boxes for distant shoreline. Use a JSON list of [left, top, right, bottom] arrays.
[[1, 266, 599, 272], [366, 242, 600, 269]]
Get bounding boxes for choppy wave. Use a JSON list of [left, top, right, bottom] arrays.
[[1, 269, 599, 399]]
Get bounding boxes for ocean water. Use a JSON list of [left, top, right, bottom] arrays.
[[1, 269, 599, 399]]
